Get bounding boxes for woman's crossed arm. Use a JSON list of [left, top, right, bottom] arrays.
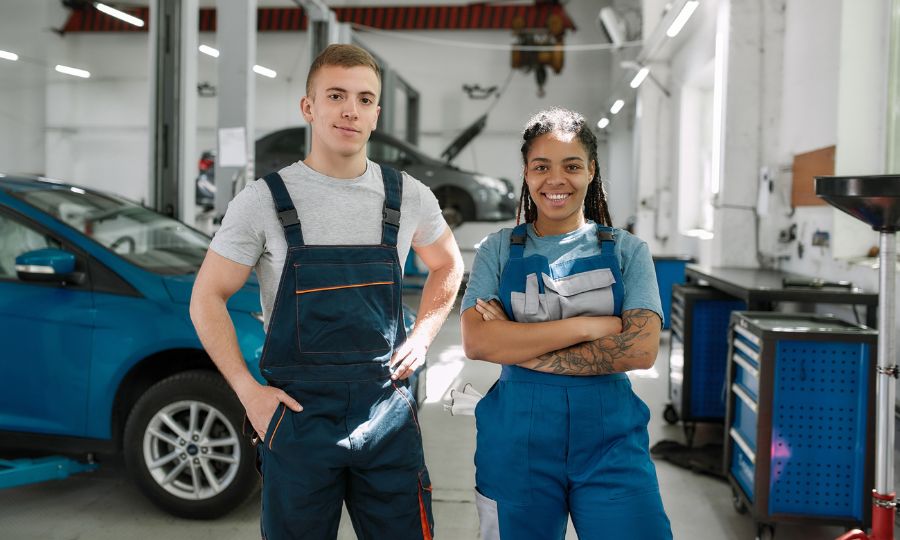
[[462, 299, 660, 375]]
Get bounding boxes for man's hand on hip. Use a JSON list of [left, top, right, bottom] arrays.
[[389, 334, 428, 381]]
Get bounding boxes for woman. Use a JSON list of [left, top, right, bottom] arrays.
[[460, 107, 673, 540]]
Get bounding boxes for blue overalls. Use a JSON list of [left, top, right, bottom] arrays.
[[473, 223, 672, 540], [254, 167, 433, 540]]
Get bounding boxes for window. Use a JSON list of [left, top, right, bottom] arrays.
[[0, 214, 61, 279], [677, 59, 716, 239], [12, 188, 209, 275]]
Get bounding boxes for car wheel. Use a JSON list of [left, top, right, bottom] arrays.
[[435, 187, 476, 228], [123, 370, 257, 519]]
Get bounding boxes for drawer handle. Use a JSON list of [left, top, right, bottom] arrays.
[[729, 427, 756, 464], [733, 354, 759, 380], [732, 383, 758, 414], [733, 325, 761, 347], [733, 339, 760, 363]]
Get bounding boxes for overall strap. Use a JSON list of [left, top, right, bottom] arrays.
[[509, 223, 528, 259], [379, 165, 402, 247], [597, 226, 616, 256], [262, 172, 304, 247]]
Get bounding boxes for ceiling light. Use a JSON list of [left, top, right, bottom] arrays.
[[198, 45, 219, 58], [610, 100, 625, 115], [55, 65, 90, 78], [253, 65, 277, 78], [667, 1, 699, 38], [0, 50, 19, 62], [597, 118, 610, 129], [630, 67, 650, 89], [94, 2, 145, 28]]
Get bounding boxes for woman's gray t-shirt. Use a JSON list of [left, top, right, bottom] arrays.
[[210, 159, 447, 330]]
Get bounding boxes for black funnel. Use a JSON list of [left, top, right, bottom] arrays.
[[815, 175, 900, 232]]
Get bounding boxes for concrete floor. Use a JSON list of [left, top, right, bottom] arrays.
[[0, 293, 894, 540]]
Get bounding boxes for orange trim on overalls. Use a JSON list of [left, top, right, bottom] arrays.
[[418, 483, 433, 540], [295, 281, 394, 295], [268, 405, 287, 450], [392, 382, 421, 433]]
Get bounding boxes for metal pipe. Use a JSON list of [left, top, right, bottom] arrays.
[[875, 230, 897, 495]]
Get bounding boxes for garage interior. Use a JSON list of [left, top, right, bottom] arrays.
[[1, 1, 900, 539]]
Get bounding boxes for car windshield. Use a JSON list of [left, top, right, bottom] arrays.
[[13, 186, 209, 274]]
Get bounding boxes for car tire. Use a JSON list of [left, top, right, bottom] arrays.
[[435, 187, 476, 228], [123, 370, 258, 519]]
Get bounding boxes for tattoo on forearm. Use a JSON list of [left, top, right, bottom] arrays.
[[529, 309, 658, 375]]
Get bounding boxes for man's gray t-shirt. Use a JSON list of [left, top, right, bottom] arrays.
[[210, 159, 447, 330]]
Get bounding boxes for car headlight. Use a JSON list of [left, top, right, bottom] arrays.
[[474, 175, 510, 195]]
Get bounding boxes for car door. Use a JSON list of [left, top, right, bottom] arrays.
[[0, 209, 94, 436]]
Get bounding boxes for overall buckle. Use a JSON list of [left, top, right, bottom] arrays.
[[383, 207, 401, 227], [278, 209, 300, 227]]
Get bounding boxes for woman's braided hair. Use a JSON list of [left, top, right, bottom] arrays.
[[517, 107, 612, 227]]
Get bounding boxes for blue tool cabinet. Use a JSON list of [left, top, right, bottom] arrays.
[[724, 312, 876, 536], [665, 284, 746, 438]]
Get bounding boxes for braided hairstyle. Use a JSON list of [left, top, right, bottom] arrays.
[[517, 107, 612, 227]]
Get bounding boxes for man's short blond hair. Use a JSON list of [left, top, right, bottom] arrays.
[[306, 44, 381, 97]]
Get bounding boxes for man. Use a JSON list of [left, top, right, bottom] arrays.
[[190, 44, 463, 540]]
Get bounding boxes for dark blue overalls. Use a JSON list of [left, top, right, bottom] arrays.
[[474, 223, 672, 540], [254, 166, 433, 540]]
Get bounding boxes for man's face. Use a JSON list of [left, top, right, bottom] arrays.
[[300, 65, 381, 159]]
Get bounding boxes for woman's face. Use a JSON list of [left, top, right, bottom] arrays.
[[524, 131, 595, 227]]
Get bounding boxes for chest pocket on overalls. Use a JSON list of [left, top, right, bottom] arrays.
[[511, 268, 617, 323], [294, 261, 395, 354]]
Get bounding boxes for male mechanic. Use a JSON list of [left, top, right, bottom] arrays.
[[190, 44, 463, 540]]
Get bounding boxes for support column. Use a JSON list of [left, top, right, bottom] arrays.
[[832, 0, 892, 258], [149, 0, 198, 223], [710, 0, 784, 268], [214, 0, 256, 217]]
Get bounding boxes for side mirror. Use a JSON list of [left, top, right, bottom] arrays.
[[15, 248, 85, 286]]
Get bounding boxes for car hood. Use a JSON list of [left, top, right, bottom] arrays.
[[440, 113, 487, 163], [163, 273, 261, 313]]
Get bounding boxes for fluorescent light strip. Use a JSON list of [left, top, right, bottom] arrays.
[[55, 64, 91, 78], [253, 65, 277, 78], [667, 1, 699, 38], [0, 50, 18, 61], [95, 2, 145, 28], [610, 99, 625, 115], [198, 44, 219, 58], [597, 118, 610, 129], [630, 67, 650, 89], [684, 228, 714, 240]]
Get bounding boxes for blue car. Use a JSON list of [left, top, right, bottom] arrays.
[[0, 174, 419, 519]]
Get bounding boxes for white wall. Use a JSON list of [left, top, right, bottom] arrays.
[[355, 0, 614, 188], [633, 0, 719, 258], [44, 35, 151, 202], [636, 0, 899, 339], [768, 0, 895, 298], [2, 1, 615, 208], [0, 1, 67, 176]]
